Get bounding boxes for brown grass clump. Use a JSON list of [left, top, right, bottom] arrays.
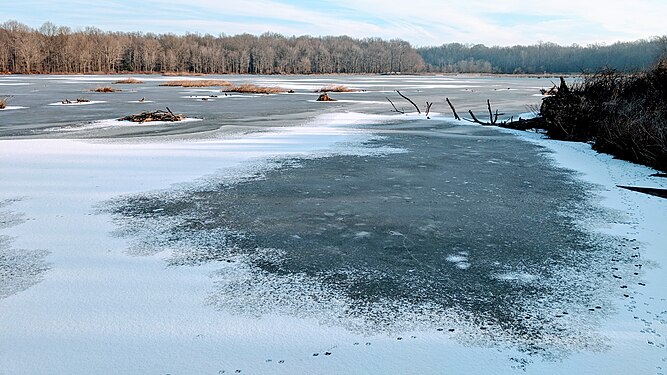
[[0, 97, 8, 109], [315, 85, 357, 93], [113, 77, 144, 84], [223, 84, 285, 94], [162, 72, 206, 76], [92, 86, 120, 92], [160, 80, 232, 87]]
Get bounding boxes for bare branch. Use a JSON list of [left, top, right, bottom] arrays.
[[386, 97, 404, 114], [396, 90, 420, 114], [468, 110, 486, 124], [446, 98, 461, 120], [487, 99, 494, 124], [425, 101, 433, 118]]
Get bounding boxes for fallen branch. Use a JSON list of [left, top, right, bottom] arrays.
[[396, 90, 420, 114], [386, 97, 404, 113], [425, 101, 433, 118], [465, 100, 505, 125], [487, 99, 495, 124], [617, 185, 667, 199], [466, 110, 485, 124], [446, 98, 460, 120]]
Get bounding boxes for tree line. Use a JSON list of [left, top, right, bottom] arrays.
[[419, 38, 667, 73], [0, 20, 424, 74], [1, 20, 665, 75]]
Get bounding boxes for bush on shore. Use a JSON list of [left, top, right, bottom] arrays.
[[539, 59, 667, 172]]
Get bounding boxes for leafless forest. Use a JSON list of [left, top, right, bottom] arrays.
[[0, 21, 424, 74], [1, 20, 665, 75]]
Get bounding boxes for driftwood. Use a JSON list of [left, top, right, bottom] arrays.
[[316, 92, 336, 101], [386, 97, 404, 113], [396, 90, 420, 114], [425, 101, 433, 118], [446, 98, 460, 120], [617, 185, 667, 199], [119, 107, 185, 123], [463, 99, 505, 125]]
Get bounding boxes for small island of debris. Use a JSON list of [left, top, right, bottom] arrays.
[[119, 107, 185, 123]]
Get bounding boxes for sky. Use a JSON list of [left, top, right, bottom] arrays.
[[3, 0, 666, 47]]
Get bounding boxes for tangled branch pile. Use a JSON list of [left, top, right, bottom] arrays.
[[119, 108, 185, 123], [540, 59, 667, 171]]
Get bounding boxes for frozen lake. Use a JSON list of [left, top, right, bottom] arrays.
[[1, 74, 666, 374]]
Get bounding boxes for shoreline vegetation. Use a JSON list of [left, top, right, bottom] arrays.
[[501, 59, 667, 173], [1, 20, 665, 75]]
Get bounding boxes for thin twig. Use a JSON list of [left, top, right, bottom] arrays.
[[487, 99, 494, 124], [386, 97, 404, 114]]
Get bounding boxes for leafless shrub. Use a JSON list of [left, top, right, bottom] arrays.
[[540, 59, 667, 171]]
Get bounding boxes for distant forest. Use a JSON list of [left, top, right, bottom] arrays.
[[419, 39, 667, 73], [1, 20, 666, 75]]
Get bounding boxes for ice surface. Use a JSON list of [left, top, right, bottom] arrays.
[[0, 75, 666, 374]]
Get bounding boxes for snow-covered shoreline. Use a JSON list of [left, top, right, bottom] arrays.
[[502, 128, 667, 374]]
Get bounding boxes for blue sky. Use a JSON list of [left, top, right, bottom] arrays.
[[3, 0, 666, 46]]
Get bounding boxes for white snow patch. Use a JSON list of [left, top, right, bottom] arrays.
[[354, 231, 371, 238], [45, 117, 203, 132], [48, 100, 107, 106], [0, 106, 28, 111]]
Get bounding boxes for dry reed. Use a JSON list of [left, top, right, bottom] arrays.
[[113, 77, 144, 84], [92, 86, 120, 92], [160, 80, 232, 87], [222, 84, 285, 94], [314, 85, 356, 93]]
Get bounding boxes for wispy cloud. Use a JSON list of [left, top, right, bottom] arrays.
[[3, 0, 666, 46]]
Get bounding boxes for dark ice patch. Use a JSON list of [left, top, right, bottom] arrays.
[[0, 199, 50, 300], [103, 125, 628, 357]]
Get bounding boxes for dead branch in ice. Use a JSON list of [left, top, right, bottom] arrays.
[[386, 97, 404, 113], [396, 90, 421, 114]]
